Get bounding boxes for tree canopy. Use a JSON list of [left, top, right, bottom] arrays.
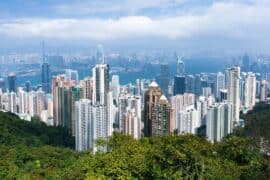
[[0, 106, 270, 179]]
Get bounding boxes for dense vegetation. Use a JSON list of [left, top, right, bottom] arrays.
[[239, 103, 270, 142], [0, 106, 270, 179]]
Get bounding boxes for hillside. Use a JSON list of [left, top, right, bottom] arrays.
[[0, 109, 270, 179]]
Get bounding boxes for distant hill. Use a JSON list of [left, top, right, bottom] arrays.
[[0, 111, 74, 148]]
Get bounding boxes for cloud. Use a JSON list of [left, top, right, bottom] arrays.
[[0, 1, 269, 44]]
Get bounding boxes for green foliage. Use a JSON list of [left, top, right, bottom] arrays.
[[0, 111, 74, 148], [0, 108, 270, 179], [238, 103, 270, 142]]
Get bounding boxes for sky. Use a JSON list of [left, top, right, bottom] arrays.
[[0, 0, 269, 54]]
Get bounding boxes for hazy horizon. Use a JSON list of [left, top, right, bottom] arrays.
[[0, 0, 269, 55]]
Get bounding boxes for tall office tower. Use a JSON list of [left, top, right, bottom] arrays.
[[174, 56, 185, 95], [8, 73, 16, 92], [65, 69, 79, 84], [92, 64, 109, 105], [215, 72, 225, 100], [206, 102, 233, 142], [195, 74, 202, 96], [171, 93, 195, 132], [178, 105, 199, 134], [71, 86, 84, 136], [111, 75, 120, 104], [226, 66, 240, 127], [25, 81, 31, 92], [151, 95, 171, 136], [75, 99, 92, 152], [52, 75, 74, 127], [41, 41, 51, 94], [18, 87, 27, 114], [144, 81, 163, 137], [260, 80, 268, 102], [244, 72, 256, 110], [156, 63, 170, 96], [8, 92, 17, 113], [107, 91, 117, 136], [186, 75, 195, 94]]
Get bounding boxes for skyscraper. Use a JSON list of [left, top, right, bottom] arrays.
[[206, 102, 233, 142], [52, 75, 74, 127], [243, 72, 256, 110], [144, 81, 163, 136], [8, 73, 16, 92], [151, 95, 171, 136], [174, 56, 186, 95], [171, 93, 195, 132], [226, 66, 240, 127], [71, 86, 84, 136], [124, 95, 141, 139], [75, 99, 92, 152], [92, 64, 109, 105], [41, 41, 51, 94]]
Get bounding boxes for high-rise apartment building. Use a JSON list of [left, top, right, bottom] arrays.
[[171, 93, 195, 132], [243, 72, 256, 110], [226, 66, 240, 127], [206, 102, 233, 142], [92, 64, 109, 105], [151, 95, 171, 136]]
